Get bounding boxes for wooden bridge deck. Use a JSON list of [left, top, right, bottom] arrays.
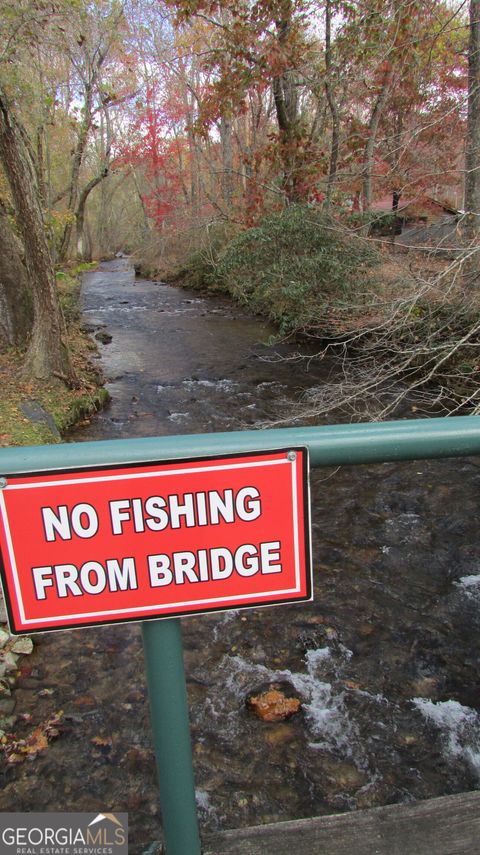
[[203, 791, 480, 854]]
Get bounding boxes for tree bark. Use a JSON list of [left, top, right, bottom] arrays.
[[58, 30, 112, 262], [361, 64, 394, 211], [75, 167, 108, 261], [36, 124, 47, 207], [324, 0, 340, 208], [273, 1, 301, 202], [219, 113, 234, 209], [0, 201, 33, 349], [273, 72, 300, 202], [58, 79, 94, 261], [0, 88, 73, 381], [464, 0, 480, 245]]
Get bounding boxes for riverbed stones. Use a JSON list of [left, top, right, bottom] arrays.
[[0, 697, 16, 715], [11, 637, 34, 655], [95, 330, 113, 344], [0, 677, 11, 696], [410, 675, 442, 699], [263, 723, 297, 746], [0, 652, 18, 674]]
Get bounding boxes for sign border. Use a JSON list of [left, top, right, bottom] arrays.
[[0, 447, 312, 634]]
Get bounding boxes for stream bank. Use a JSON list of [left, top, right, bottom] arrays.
[[1, 259, 480, 854], [0, 264, 109, 447]]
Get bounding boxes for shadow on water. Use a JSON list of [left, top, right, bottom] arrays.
[[2, 259, 480, 852]]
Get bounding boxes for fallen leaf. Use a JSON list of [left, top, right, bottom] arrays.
[[247, 689, 301, 722], [2, 710, 64, 764]]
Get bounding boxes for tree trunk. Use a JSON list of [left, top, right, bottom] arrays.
[[220, 114, 234, 210], [58, 81, 93, 261], [58, 36, 109, 262], [131, 166, 151, 240], [324, 0, 340, 208], [76, 204, 89, 262], [361, 65, 394, 211], [75, 167, 109, 261], [0, 201, 33, 349], [0, 89, 73, 381], [464, 0, 480, 247], [36, 124, 47, 207], [273, 70, 301, 202], [273, 1, 301, 203]]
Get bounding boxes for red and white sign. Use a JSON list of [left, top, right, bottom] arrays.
[[0, 448, 311, 633]]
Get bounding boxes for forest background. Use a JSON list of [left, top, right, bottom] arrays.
[[1, 0, 479, 433]]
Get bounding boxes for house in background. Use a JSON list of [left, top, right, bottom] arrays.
[[368, 193, 461, 250], [370, 194, 460, 224]]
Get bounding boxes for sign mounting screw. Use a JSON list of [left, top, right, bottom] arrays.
[[0, 478, 7, 489], [287, 451, 296, 462]]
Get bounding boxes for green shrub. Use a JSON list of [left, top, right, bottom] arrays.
[[210, 205, 381, 334], [341, 210, 403, 234], [180, 221, 241, 290]]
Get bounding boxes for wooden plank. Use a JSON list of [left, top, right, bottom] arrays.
[[203, 791, 480, 855]]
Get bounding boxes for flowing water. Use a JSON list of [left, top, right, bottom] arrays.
[[2, 259, 480, 852]]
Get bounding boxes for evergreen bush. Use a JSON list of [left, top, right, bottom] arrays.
[[210, 205, 381, 334]]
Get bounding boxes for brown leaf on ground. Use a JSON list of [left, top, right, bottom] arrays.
[[2, 710, 64, 764], [246, 689, 301, 722]]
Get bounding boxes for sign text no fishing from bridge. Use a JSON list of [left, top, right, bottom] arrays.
[[0, 448, 311, 633]]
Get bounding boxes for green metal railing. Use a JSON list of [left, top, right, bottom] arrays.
[[2, 414, 480, 855]]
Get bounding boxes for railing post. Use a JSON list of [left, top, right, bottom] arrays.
[[142, 617, 202, 855]]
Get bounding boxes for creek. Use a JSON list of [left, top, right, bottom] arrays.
[[2, 259, 480, 853]]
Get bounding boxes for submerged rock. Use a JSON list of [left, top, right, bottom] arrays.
[[95, 331, 113, 344], [11, 637, 34, 656]]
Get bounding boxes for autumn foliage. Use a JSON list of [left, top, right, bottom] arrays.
[[0, 0, 471, 262], [112, 0, 468, 254]]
